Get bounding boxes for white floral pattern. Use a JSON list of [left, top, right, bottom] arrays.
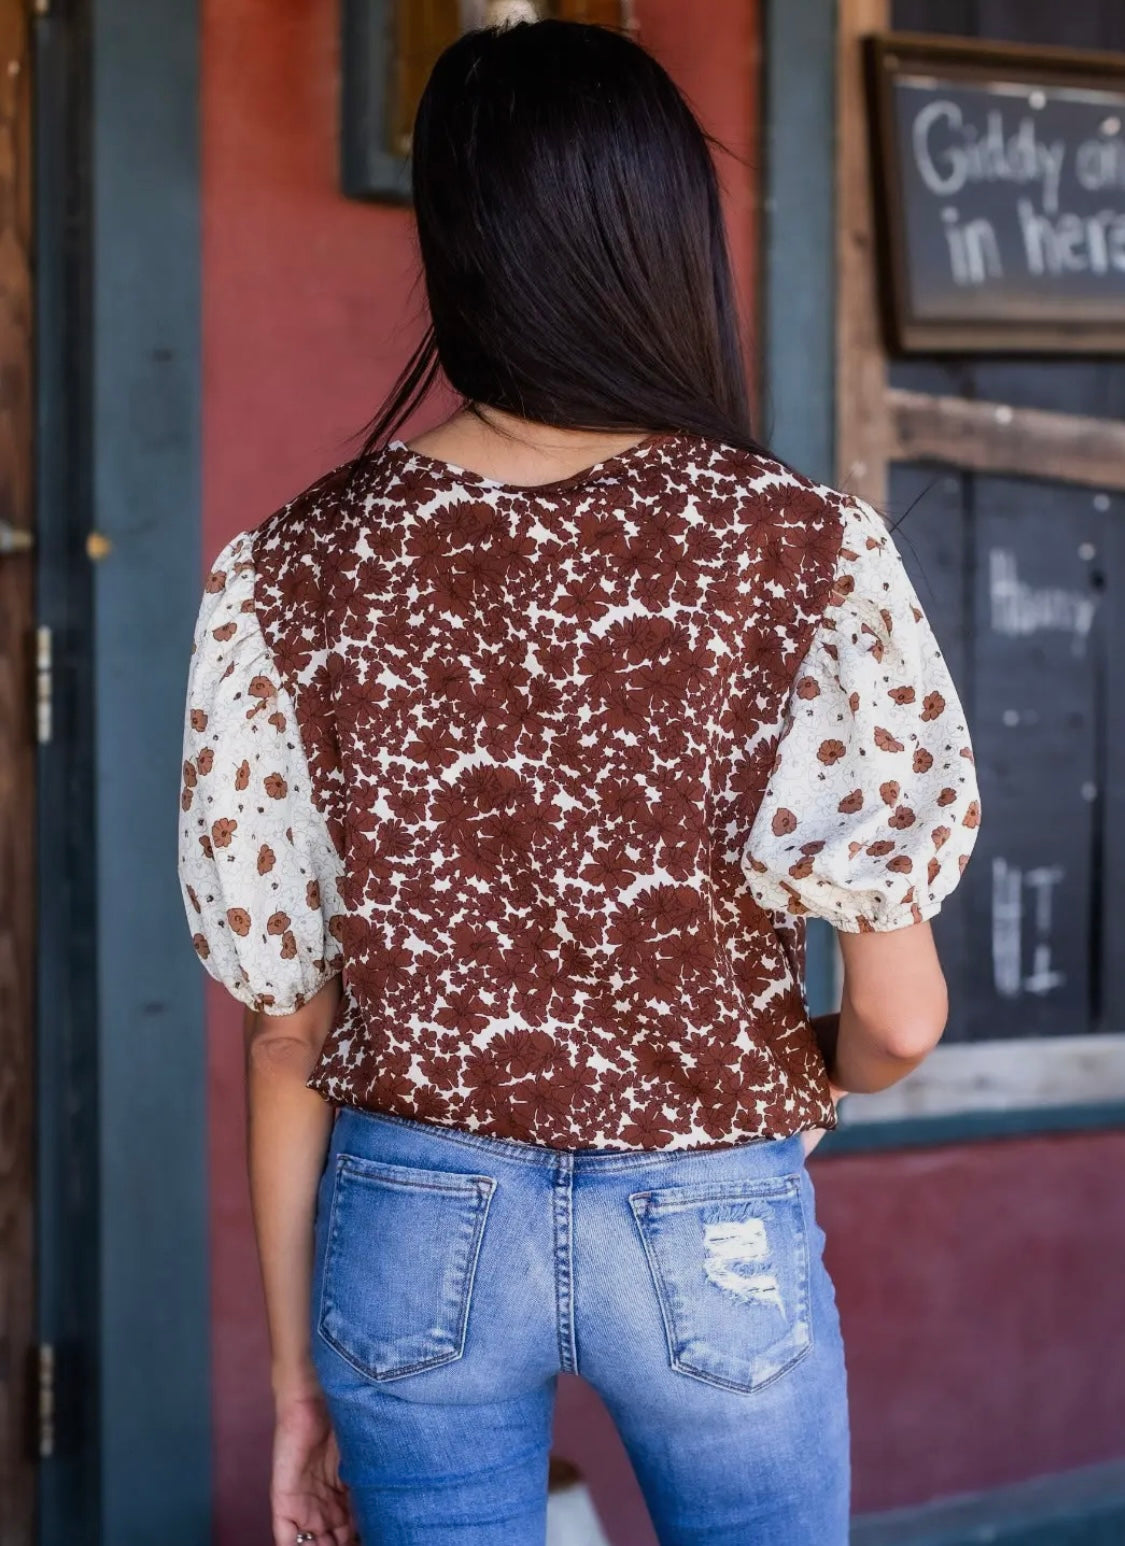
[[745, 499, 979, 931], [179, 532, 346, 1014]]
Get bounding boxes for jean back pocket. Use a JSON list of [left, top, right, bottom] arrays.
[[629, 1173, 811, 1394], [317, 1152, 495, 1382]]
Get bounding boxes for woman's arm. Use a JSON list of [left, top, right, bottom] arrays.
[[802, 921, 946, 1155], [244, 977, 356, 1546], [244, 976, 340, 1398], [832, 920, 947, 1092]]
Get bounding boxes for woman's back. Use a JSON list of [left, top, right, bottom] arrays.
[[181, 427, 976, 1150]]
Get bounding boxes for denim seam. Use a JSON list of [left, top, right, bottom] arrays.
[[552, 1152, 578, 1374]]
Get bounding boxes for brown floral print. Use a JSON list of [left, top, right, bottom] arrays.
[[179, 436, 979, 1152]]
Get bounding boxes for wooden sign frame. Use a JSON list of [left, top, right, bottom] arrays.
[[865, 31, 1125, 354]]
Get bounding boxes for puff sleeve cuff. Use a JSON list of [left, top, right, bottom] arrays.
[[743, 498, 980, 932], [178, 531, 346, 1013]]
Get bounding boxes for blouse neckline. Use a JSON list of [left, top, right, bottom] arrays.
[[384, 428, 679, 496]]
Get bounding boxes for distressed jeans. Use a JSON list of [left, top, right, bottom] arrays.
[[311, 1107, 849, 1545]]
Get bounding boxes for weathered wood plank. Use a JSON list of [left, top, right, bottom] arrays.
[[889, 388, 1125, 492], [838, 1033, 1125, 1123], [837, 0, 892, 506]]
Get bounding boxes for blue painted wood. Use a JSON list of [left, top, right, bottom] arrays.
[[852, 1458, 1125, 1544], [818, 1102, 1125, 1157], [90, 0, 209, 1539], [35, 1, 101, 1539], [761, 0, 838, 1017]]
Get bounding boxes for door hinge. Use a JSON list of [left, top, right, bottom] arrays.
[[38, 1343, 55, 1459], [36, 624, 52, 745]]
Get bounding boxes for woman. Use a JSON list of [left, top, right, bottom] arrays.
[[179, 18, 979, 1546]]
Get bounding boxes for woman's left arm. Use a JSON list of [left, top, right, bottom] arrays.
[[244, 979, 357, 1546], [244, 979, 340, 1402]]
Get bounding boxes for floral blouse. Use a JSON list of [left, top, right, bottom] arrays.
[[179, 435, 979, 1150]]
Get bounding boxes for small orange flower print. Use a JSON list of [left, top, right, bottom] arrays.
[[192, 933, 210, 958], [874, 727, 904, 753], [186, 884, 201, 913], [796, 676, 820, 700], [879, 608, 893, 634], [879, 780, 900, 806], [212, 817, 238, 848], [267, 911, 291, 936], [280, 930, 298, 960], [227, 907, 251, 937], [268, 711, 286, 731], [848, 841, 863, 859], [932, 825, 951, 849], [848, 691, 860, 714], [306, 879, 321, 909], [788, 856, 815, 880], [960, 746, 975, 763], [927, 857, 941, 885], [861, 624, 885, 663], [866, 840, 895, 857], [328, 915, 346, 941], [197, 748, 214, 776], [183, 759, 198, 788], [257, 845, 275, 875], [913, 748, 934, 773], [817, 739, 846, 765], [249, 675, 276, 701], [190, 708, 208, 732], [958, 853, 970, 873], [204, 569, 226, 594], [212, 621, 237, 643], [801, 840, 826, 856], [888, 855, 913, 873], [771, 808, 798, 836], [234, 759, 250, 791], [921, 691, 946, 722], [263, 773, 288, 799], [889, 806, 916, 829], [937, 788, 957, 807], [888, 685, 915, 705], [181, 788, 193, 812], [962, 800, 980, 829], [198, 835, 213, 859], [838, 789, 863, 814]]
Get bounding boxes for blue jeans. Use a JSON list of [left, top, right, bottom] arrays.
[[311, 1108, 849, 1545]]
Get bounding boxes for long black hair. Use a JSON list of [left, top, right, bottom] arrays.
[[357, 18, 767, 461]]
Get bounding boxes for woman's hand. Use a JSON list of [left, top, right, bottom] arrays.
[[271, 1389, 357, 1546]]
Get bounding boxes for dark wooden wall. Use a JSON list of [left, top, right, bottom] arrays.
[[888, 0, 1125, 1043]]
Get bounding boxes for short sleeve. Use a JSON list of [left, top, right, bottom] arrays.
[[178, 531, 346, 1013], [743, 498, 980, 932]]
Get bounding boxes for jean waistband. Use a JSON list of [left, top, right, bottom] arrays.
[[332, 1103, 803, 1174]]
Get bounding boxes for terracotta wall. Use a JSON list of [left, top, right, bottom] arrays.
[[202, 3, 1125, 1541]]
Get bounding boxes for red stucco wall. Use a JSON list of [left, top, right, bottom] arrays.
[[202, 4, 1125, 1541]]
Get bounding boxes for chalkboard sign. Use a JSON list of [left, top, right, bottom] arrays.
[[866, 33, 1125, 353]]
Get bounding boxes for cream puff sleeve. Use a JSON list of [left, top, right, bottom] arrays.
[[744, 498, 980, 932], [178, 531, 346, 1012]]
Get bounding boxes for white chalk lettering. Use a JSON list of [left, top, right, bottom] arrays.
[[941, 207, 1003, 285], [989, 548, 1097, 655], [912, 100, 1066, 213]]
